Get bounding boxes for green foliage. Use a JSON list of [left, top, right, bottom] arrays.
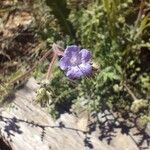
[[45, 0, 75, 38], [37, 0, 150, 120], [1, 0, 149, 123]]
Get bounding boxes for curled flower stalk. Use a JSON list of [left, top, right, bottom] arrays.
[[46, 43, 64, 79]]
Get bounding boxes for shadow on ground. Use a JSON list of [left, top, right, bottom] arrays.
[[0, 109, 149, 150]]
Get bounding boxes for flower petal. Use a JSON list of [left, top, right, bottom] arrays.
[[64, 45, 80, 57], [59, 56, 71, 70], [66, 66, 84, 79], [79, 49, 92, 63], [66, 63, 92, 79], [78, 63, 92, 75]]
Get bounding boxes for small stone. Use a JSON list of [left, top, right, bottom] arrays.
[[145, 122, 150, 136]]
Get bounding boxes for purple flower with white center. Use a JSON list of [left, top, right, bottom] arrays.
[[59, 45, 92, 79]]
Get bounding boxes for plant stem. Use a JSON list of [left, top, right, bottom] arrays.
[[46, 43, 64, 80], [124, 84, 138, 101]]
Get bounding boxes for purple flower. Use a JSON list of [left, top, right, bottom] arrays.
[[59, 45, 92, 79]]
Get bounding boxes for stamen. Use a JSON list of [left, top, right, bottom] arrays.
[[70, 57, 78, 65]]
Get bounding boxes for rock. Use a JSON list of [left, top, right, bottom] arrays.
[[98, 110, 119, 126], [110, 130, 139, 150], [0, 77, 149, 150]]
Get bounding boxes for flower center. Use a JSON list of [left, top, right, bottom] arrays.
[[70, 56, 79, 66]]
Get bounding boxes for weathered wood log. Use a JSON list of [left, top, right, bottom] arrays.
[[0, 78, 149, 150]]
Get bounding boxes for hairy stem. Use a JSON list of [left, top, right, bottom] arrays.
[[46, 43, 64, 80]]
